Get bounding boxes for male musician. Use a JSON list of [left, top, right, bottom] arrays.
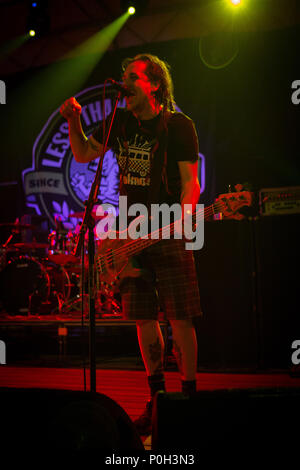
[[60, 54, 202, 436]]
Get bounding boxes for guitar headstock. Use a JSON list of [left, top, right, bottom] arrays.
[[216, 186, 253, 219]]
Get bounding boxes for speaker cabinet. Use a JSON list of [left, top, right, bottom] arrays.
[[152, 389, 300, 453], [194, 216, 300, 371], [194, 219, 258, 370], [255, 214, 300, 369], [0, 387, 143, 452]]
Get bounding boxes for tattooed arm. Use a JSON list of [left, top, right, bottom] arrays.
[[60, 97, 104, 163]]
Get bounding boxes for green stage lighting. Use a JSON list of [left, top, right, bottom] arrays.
[[128, 6, 136, 15], [224, 0, 247, 12], [229, 0, 242, 6], [10, 11, 131, 134], [0, 34, 30, 62], [121, 0, 148, 16]]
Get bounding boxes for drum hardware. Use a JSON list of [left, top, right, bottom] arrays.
[[9, 242, 49, 259], [69, 211, 106, 220], [0, 221, 122, 317], [58, 291, 122, 317], [0, 221, 38, 267], [0, 222, 37, 230], [12, 242, 49, 249], [69, 211, 85, 219], [48, 229, 75, 256], [0, 222, 37, 252], [0, 256, 81, 316], [48, 254, 80, 265]]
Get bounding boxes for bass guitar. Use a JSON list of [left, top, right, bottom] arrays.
[[95, 190, 252, 294]]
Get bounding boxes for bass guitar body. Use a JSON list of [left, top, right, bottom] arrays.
[[95, 237, 145, 292]]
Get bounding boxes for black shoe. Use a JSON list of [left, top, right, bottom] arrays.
[[133, 399, 152, 436]]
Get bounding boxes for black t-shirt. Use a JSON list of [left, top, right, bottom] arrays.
[[92, 108, 199, 208]]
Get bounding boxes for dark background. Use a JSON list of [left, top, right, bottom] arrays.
[[0, 26, 299, 217]]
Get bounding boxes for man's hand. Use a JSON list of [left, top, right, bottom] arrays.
[[173, 206, 194, 239], [60, 97, 81, 120], [59, 97, 102, 163]]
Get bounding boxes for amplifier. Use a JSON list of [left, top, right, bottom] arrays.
[[259, 186, 300, 216]]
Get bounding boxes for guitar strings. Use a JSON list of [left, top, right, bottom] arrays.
[[97, 202, 223, 265], [97, 201, 224, 266]]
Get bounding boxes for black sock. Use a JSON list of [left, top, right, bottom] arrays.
[[148, 373, 166, 400], [182, 379, 197, 397]]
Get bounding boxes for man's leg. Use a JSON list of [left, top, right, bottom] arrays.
[[136, 319, 166, 398], [136, 319, 165, 377], [133, 320, 166, 435], [169, 319, 198, 395]]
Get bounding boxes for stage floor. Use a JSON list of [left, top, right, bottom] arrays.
[[1, 366, 300, 450]]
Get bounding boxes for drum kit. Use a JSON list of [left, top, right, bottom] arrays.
[[0, 215, 121, 317]]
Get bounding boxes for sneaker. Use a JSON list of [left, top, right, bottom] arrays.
[[133, 399, 152, 436]]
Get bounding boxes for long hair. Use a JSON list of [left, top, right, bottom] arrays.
[[121, 53, 176, 113]]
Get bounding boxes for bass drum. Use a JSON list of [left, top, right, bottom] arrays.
[[0, 244, 20, 271], [0, 256, 77, 315]]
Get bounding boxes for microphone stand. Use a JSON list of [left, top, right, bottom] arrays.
[[74, 90, 122, 393]]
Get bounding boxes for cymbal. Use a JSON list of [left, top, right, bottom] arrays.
[[12, 242, 49, 249], [69, 211, 84, 218], [48, 254, 80, 265], [69, 211, 107, 220], [0, 223, 36, 230]]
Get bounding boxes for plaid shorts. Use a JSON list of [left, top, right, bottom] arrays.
[[119, 238, 203, 320]]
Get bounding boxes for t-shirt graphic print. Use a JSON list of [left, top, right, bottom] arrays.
[[116, 133, 156, 189]]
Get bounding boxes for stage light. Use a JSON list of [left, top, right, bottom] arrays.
[[27, 0, 50, 37], [224, 0, 247, 12], [229, 0, 242, 6], [128, 6, 136, 15], [29, 29, 36, 37], [121, 0, 148, 16], [9, 11, 132, 155]]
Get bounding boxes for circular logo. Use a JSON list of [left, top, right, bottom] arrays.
[[22, 84, 123, 229]]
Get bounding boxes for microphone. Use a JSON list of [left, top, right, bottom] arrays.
[[106, 79, 132, 97]]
